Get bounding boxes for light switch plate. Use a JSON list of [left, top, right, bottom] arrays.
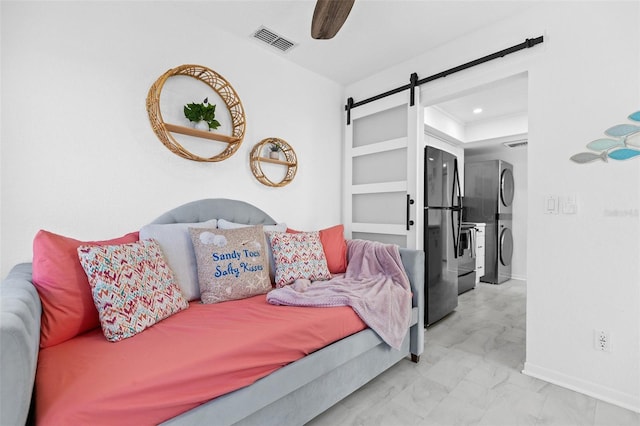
[[562, 194, 577, 214], [545, 195, 559, 214]]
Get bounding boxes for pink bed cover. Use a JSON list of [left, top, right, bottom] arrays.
[[35, 295, 366, 425]]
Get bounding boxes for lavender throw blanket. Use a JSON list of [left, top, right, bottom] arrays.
[[266, 239, 412, 350]]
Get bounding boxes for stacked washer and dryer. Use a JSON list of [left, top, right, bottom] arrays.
[[463, 160, 514, 284]]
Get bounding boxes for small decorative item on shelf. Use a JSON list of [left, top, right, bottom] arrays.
[[268, 141, 282, 159], [183, 97, 221, 131], [250, 138, 298, 187]]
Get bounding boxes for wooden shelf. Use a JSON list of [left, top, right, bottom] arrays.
[[164, 123, 240, 144], [258, 156, 295, 166]]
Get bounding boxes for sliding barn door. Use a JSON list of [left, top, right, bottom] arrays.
[[343, 90, 423, 250]]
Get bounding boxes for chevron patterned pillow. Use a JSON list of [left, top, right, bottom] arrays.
[[268, 231, 331, 288], [77, 239, 189, 342]]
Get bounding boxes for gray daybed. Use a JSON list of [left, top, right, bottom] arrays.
[[0, 198, 425, 425]]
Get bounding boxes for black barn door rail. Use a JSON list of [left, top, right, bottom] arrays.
[[345, 36, 543, 124]]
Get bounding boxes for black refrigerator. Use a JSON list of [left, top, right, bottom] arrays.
[[424, 146, 462, 326]]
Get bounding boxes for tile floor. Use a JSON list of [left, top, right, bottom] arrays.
[[308, 280, 640, 426]]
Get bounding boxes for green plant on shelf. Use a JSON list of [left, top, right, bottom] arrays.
[[183, 97, 221, 130], [269, 142, 283, 152], [267, 141, 284, 159]]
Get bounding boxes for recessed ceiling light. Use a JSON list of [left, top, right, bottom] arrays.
[[473, 108, 483, 114]]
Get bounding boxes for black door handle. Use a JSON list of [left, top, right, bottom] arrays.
[[406, 195, 415, 230]]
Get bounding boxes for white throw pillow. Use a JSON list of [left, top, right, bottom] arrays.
[[217, 219, 286, 232], [139, 219, 217, 301]]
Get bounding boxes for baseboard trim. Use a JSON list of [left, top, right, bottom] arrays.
[[523, 362, 640, 413]]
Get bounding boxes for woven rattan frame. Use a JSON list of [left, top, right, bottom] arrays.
[[250, 138, 298, 187], [146, 64, 246, 162]]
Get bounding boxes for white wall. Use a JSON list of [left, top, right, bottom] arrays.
[[0, 2, 344, 275], [424, 106, 465, 141], [425, 107, 527, 144], [348, 1, 639, 412], [465, 112, 528, 142]]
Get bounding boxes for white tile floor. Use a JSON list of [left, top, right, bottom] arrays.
[[308, 280, 640, 425]]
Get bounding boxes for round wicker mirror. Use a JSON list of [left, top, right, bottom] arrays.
[[146, 64, 246, 162]]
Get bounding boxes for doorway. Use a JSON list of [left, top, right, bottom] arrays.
[[422, 72, 528, 282]]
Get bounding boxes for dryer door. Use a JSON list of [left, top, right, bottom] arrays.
[[499, 226, 513, 266], [500, 168, 514, 207]]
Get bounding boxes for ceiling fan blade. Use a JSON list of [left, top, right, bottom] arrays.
[[311, 0, 355, 40]]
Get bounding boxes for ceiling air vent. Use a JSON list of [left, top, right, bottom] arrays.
[[503, 140, 528, 148], [252, 26, 297, 53]]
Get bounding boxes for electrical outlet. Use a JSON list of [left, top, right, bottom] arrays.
[[594, 329, 612, 352]]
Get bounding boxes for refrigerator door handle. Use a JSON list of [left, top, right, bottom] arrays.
[[449, 159, 462, 259], [450, 161, 456, 208], [451, 158, 460, 208], [452, 158, 462, 208], [451, 208, 461, 258], [469, 227, 476, 258]]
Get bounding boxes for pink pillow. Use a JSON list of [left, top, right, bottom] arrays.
[[32, 229, 139, 348], [286, 225, 347, 274]]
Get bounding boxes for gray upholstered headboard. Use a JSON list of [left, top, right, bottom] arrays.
[[150, 199, 276, 226]]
